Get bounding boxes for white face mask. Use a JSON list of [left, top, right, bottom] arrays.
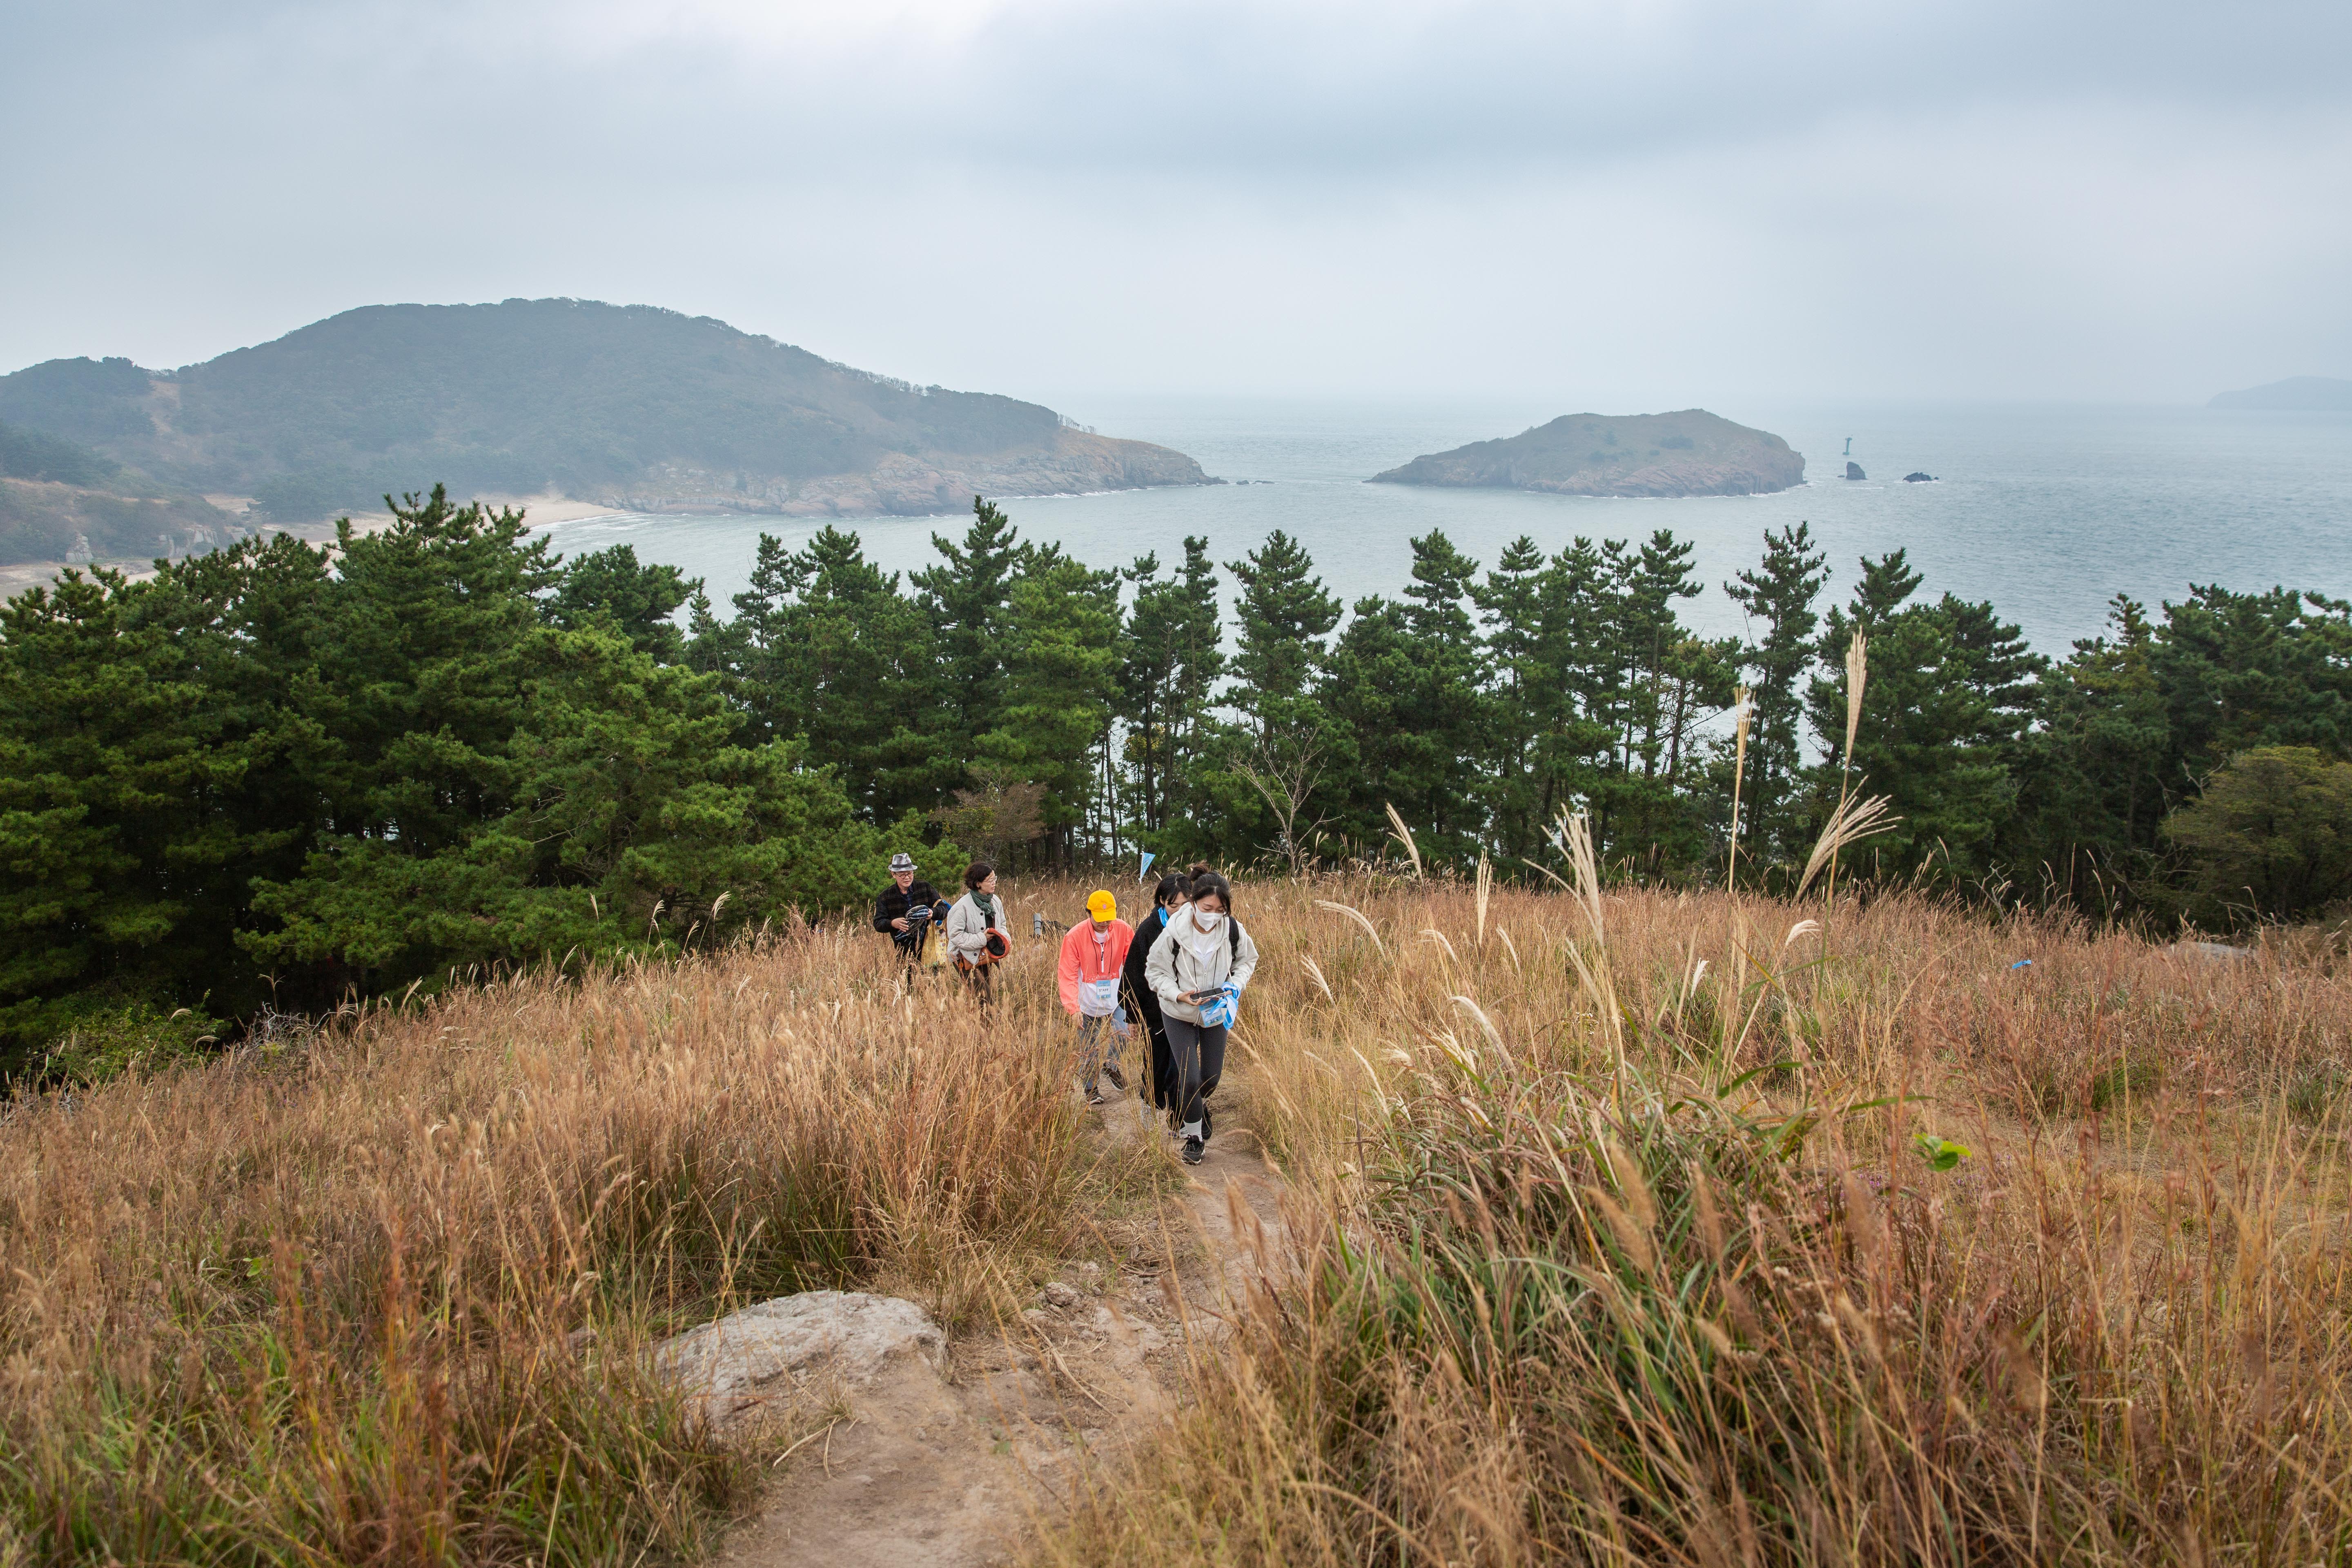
[[1190, 908, 1224, 935]]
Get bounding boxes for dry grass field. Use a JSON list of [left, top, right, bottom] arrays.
[[2, 867, 2348, 1566], [0, 911, 1161, 1565], [1039, 874, 2352, 1567]]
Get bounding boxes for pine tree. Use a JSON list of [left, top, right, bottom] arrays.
[[911, 496, 1022, 752], [1534, 537, 1622, 835], [2010, 596, 2171, 898], [1725, 521, 1829, 866], [1118, 538, 1225, 836], [1598, 530, 1705, 861], [291, 486, 559, 862], [1805, 551, 2040, 883], [0, 562, 279, 1052], [1325, 530, 1487, 866], [976, 553, 1122, 861], [1226, 529, 1340, 733], [776, 527, 948, 822], [244, 494, 912, 991], [545, 543, 699, 663], [715, 532, 807, 744], [1473, 536, 1552, 861]]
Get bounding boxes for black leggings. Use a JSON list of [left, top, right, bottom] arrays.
[[1163, 1016, 1226, 1128]]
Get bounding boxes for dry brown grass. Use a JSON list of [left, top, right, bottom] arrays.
[[7, 871, 2349, 1565], [0, 913, 1154, 1565], [1037, 875, 2352, 1566]]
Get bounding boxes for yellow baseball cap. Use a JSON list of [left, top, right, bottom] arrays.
[[1086, 890, 1117, 920]]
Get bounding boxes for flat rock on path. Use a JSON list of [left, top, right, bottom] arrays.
[[689, 1098, 1290, 1568], [658, 1290, 947, 1431]]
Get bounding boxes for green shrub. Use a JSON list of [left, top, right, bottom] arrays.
[[2089, 1050, 2160, 1111], [2165, 746, 2352, 924], [39, 1001, 222, 1085]]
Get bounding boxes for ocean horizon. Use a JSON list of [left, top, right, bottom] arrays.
[[533, 396, 2352, 656]]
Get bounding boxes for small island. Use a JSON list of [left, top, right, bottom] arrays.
[[1370, 409, 1804, 498]]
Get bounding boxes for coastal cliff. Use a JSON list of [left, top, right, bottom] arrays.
[[593, 428, 1210, 518], [1372, 409, 1804, 498]]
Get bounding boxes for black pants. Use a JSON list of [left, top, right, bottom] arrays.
[[1137, 998, 1173, 1111], [1164, 1016, 1226, 1129]]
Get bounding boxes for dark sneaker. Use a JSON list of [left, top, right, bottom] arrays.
[[1085, 1088, 1107, 1107], [1181, 1135, 1204, 1166], [1103, 1062, 1127, 1091]]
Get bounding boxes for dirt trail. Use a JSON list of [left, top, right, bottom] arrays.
[[713, 1098, 1292, 1568]]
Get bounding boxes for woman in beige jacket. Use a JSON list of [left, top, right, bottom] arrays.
[[944, 860, 1010, 1005]]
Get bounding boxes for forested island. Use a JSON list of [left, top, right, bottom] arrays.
[[4, 486, 2346, 1078], [0, 300, 1211, 538], [1372, 409, 1806, 497]]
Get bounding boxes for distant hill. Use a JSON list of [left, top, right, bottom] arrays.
[[1370, 410, 1804, 497], [0, 416, 237, 566], [2208, 376, 2352, 411], [0, 300, 1213, 523]]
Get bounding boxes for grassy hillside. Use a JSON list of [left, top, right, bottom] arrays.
[[0, 301, 1211, 520], [1373, 408, 1806, 497], [4, 871, 2348, 1564], [0, 416, 237, 565]]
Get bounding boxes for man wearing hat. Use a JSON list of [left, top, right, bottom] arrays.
[[871, 852, 947, 984], [1057, 889, 1134, 1105]]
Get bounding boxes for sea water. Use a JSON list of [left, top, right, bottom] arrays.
[[534, 398, 2351, 656]]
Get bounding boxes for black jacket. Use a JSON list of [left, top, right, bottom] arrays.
[[1120, 907, 1168, 1023], [873, 880, 946, 950], [1123, 906, 1173, 1105]]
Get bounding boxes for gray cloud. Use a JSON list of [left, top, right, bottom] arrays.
[[4, 0, 2348, 400]]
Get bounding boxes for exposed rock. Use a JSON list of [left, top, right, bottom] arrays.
[[2169, 940, 2253, 962], [1904, 472, 1934, 483], [1372, 409, 1804, 498], [597, 428, 1211, 519], [0, 479, 234, 569], [1845, 461, 1866, 480], [655, 1289, 947, 1431]]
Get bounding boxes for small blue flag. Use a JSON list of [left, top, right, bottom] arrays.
[[2009, 958, 2033, 970], [1139, 850, 1156, 881]]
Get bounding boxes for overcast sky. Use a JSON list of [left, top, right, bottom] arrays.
[[6, 0, 2349, 404]]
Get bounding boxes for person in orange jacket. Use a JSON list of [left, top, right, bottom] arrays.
[[1058, 889, 1134, 1105]]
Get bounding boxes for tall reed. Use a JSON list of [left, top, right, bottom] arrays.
[[1038, 875, 2352, 1566]]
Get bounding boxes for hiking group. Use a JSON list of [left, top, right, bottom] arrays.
[[873, 855, 1256, 1167]]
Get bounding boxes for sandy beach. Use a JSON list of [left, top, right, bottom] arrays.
[[0, 492, 624, 601]]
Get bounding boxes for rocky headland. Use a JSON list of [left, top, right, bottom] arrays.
[[593, 427, 1211, 519], [1371, 409, 1804, 498], [2207, 376, 2352, 411]]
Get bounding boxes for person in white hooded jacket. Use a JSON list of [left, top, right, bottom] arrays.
[[1143, 871, 1257, 1165]]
